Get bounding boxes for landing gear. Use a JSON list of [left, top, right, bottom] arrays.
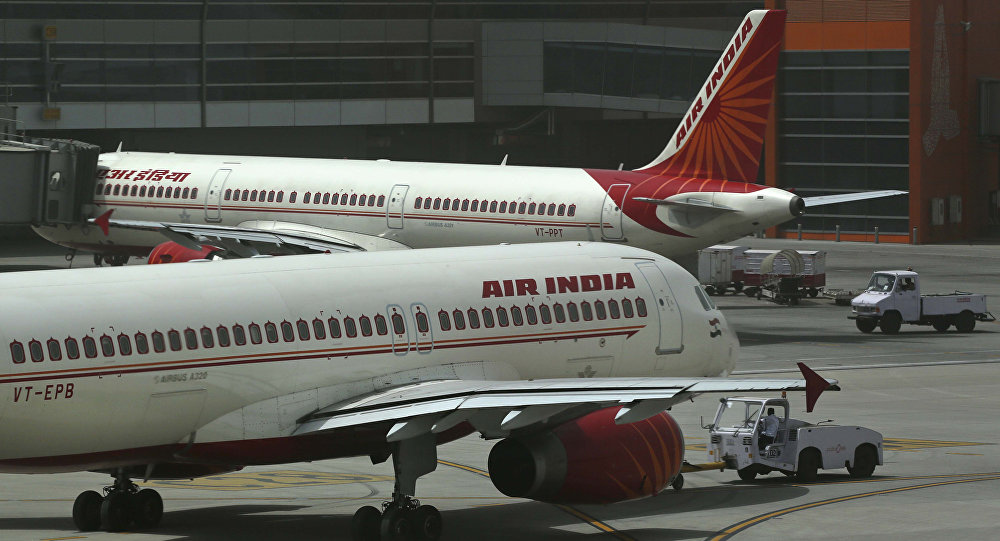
[[72, 470, 163, 532], [93, 254, 129, 267], [352, 433, 442, 541]]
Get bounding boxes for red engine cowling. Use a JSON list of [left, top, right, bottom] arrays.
[[148, 241, 222, 264], [487, 406, 684, 504]]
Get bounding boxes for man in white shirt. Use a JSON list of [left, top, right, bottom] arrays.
[[758, 408, 780, 451]]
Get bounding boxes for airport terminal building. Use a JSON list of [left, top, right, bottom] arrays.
[[1, 0, 998, 243]]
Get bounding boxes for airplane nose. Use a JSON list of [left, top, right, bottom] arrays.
[[789, 195, 805, 217]]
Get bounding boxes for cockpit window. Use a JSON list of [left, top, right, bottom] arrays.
[[867, 273, 897, 292], [694, 286, 716, 311]]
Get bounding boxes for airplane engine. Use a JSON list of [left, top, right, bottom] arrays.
[[487, 406, 684, 504], [147, 241, 223, 264]]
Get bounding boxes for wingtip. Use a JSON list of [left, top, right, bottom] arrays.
[[94, 209, 113, 236], [797, 362, 836, 413]]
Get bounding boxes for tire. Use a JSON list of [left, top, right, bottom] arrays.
[[879, 311, 902, 334], [352, 505, 382, 541], [734, 282, 744, 292], [411, 505, 443, 541], [856, 318, 877, 333], [737, 468, 757, 482], [131, 489, 163, 529], [100, 492, 132, 532], [932, 319, 951, 332], [380, 504, 411, 541], [847, 445, 877, 478], [705, 285, 716, 296], [744, 287, 756, 297], [671, 473, 684, 491], [955, 311, 976, 333], [72, 490, 103, 532], [808, 288, 819, 298], [796, 449, 820, 483]]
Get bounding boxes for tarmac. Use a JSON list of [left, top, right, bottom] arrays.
[[1, 236, 998, 540]]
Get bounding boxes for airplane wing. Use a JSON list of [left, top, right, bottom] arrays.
[[294, 363, 837, 441], [89, 212, 411, 257], [802, 190, 907, 207]]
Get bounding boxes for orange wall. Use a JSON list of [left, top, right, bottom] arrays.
[[785, 20, 909, 49]]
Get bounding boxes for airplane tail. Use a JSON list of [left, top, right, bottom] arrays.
[[635, 9, 786, 182]]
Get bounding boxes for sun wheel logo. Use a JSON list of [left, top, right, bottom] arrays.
[[708, 318, 722, 338]]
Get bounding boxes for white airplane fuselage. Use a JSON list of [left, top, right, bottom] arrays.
[[33, 151, 801, 259], [0, 242, 737, 473]]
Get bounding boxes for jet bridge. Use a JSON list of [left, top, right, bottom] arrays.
[[0, 131, 100, 227]]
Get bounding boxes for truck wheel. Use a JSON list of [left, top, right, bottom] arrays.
[[856, 318, 877, 333], [737, 468, 757, 481], [955, 311, 976, 333], [808, 288, 818, 298], [879, 311, 902, 334], [705, 285, 716, 296], [932, 319, 950, 332], [795, 449, 820, 483], [847, 445, 877, 478]]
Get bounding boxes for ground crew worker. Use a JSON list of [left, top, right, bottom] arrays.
[[758, 408, 780, 451]]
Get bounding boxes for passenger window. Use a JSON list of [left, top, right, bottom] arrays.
[[518, 202, 526, 213], [344, 317, 358, 338], [216, 326, 231, 347], [622, 298, 634, 318], [312, 318, 326, 340], [489, 201, 498, 212], [581, 301, 593, 321], [332, 193, 339, 204], [151, 331, 166, 352], [113, 185, 121, 196], [165, 187, 173, 198], [510, 306, 523, 326], [608, 299, 621, 319], [350, 194, 357, 205], [47, 338, 62, 361], [377, 195, 384, 206], [184, 328, 198, 349], [525, 305, 538, 325], [248, 324, 262, 344], [118, 333, 132, 356], [558, 204, 566, 216], [131, 185, 138, 196], [282, 321, 295, 342], [268, 190, 275, 202], [191, 187, 198, 198], [233, 324, 247, 345], [156, 186, 164, 197], [595, 300, 607, 320], [83, 336, 98, 358], [462, 199, 469, 211], [265, 322, 279, 343], [499, 201, 507, 213], [554, 303, 566, 323], [360, 316, 373, 337], [482, 308, 495, 328], [100, 335, 115, 357], [415, 197, 423, 208], [438, 311, 451, 331], [453, 309, 466, 330], [65, 338, 80, 359], [289, 191, 297, 203], [250, 190, 257, 202], [433, 198, 441, 210], [375, 315, 388, 335], [547, 205, 556, 215], [537, 203, 546, 215], [424, 198, 432, 209], [496, 307, 509, 327], [201, 327, 214, 348], [391, 313, 405, 334], [182, 187, 190, 198], [635, 298, 647, 317], [324, 193, 332, 205], [104, 184, 112, 195], [528, 203, 536, 214], [567, 302, 580, 322], [467, 308, 480, 329], [340, 193, 349, 204], [443, 198, 451, 210], [568, 204, 576, 216], [140, 186, 148, 197], [328, 318, 342, 338], [539, 304, 552, 324], [415, 312, 429, 333], [471, 200, 479, 211], [508, 202, 517, 214], [297, 320, 310, 341], [276, 191, 283, 202]]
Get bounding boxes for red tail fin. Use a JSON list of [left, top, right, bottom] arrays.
[[94, 209, 113, 236], [636, 10, 786, 182]]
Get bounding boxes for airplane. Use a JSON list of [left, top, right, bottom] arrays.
[[30, 9, 904, 266], [0, 241, 838, 539]]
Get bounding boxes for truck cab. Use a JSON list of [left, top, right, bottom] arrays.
[[708, 397, 883, 482]]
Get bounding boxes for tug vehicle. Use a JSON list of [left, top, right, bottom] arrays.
[[707, 397, 882, 482]]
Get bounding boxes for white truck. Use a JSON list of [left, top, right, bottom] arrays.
[[707, 397, 883, 482], [849, 270, 994, 334]]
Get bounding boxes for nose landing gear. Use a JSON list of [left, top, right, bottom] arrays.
[[72, 470, 163, 532]]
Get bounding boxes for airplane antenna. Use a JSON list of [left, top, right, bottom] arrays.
[[618, 163, 624, 170], [115, 141, 123, 152], [500, 154, 508, 166]]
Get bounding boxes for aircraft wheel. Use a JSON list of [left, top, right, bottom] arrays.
[[93, 254, 103, 267], [380, 504, 411, 541], [795, 449, 820, 483], [847, 445, 877, 478], [411, 505, 443, 541], [737, 468, 757, 482], [671, 473, 684, 491], [131, 489, 163, 529], [72, 490, 103, 531], [932, 319, 950, 332], [100, 491, 133, 532], [878, 311, 902, 334], [351, 505, 382, 541], [955, 311, 976, 333], [856, 318, 876, 333]]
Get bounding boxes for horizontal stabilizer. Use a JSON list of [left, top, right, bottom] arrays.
[[803, 190, 907, 208], [633, 196, 739, 213]]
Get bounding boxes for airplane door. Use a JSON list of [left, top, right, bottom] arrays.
[[601, 184, 630, 240], [410, 303, 433, 353], [635, 262, 684, 358], [387, 184, 409, 229], [387, 304, 410, 355], [204, 168, 232, 223]]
